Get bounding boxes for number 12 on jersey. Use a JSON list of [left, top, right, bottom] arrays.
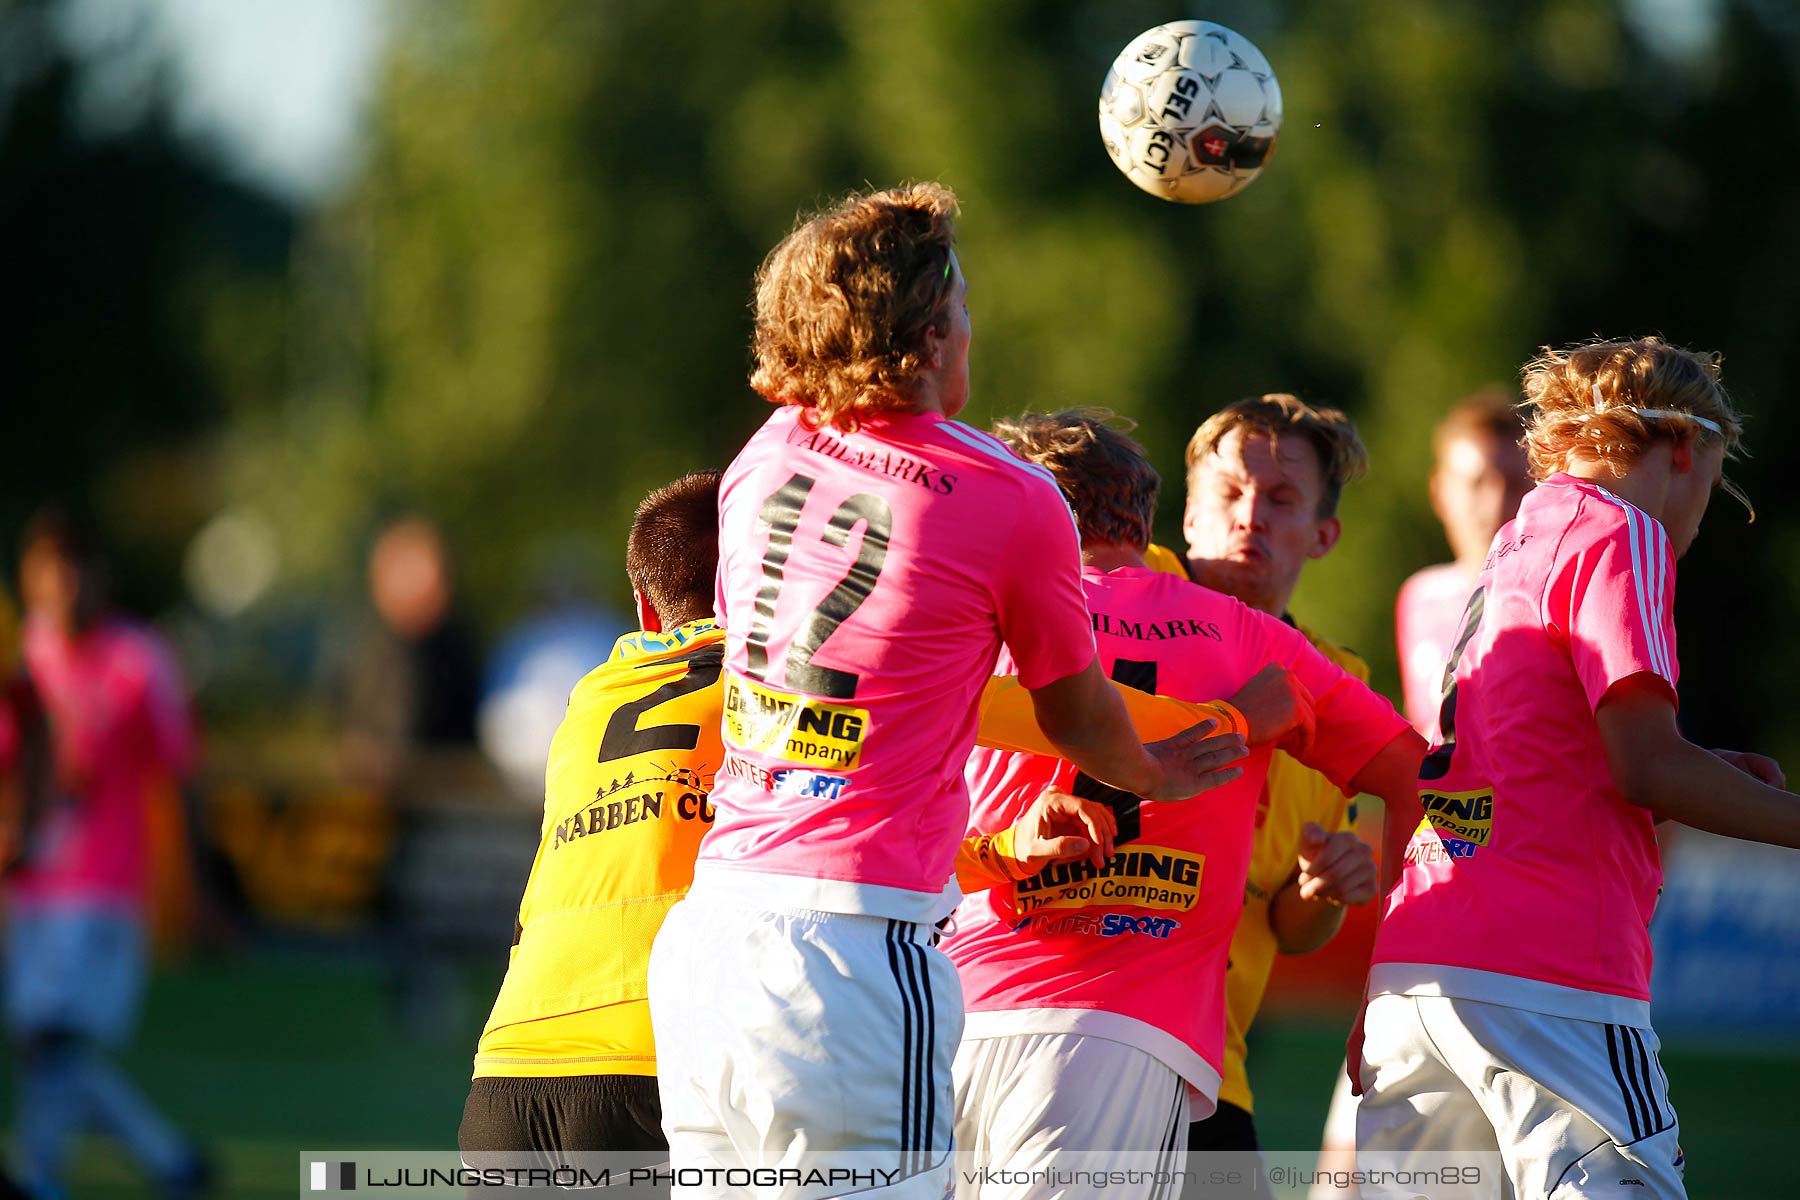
[[742, 473, 893, 701]]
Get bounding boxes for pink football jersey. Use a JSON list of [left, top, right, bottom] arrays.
[[1395, 561, 1479, 740], [700, 406, 1098, 923], [11, 617, 194, 908], [947, 566, 1409, 1109], [1372, 474, 1678, 1026]]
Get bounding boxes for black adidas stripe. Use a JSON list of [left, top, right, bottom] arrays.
[[902, 930, 929, 1172], [1606, 1024, 1645, 1141], [1619, 1025, 1656, 1138], [912, 933, 939, 1167], [885, 921, 917, 1169], [1629, 1028, 1665, 1133], [1150, 1079, 1184, 1200]]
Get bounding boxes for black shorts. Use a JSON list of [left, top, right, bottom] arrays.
[[459, 1074, 665, 1156], [1186, 1100, 1274, 1200]]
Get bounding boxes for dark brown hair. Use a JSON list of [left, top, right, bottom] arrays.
[[625, 471, 723, 627], [990, 409, 1159, 550]]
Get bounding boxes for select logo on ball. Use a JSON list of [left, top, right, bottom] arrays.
[[1098, 20, 1284, 204]]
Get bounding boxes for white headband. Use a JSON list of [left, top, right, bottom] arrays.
[[1588, 382, 1722, 435]]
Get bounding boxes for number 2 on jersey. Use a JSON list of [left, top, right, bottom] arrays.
[[1067, 658, 1157, 844], [1419, 585, 1485, 781], [598, 643, 724, 762], [742, 473, 892, 700]]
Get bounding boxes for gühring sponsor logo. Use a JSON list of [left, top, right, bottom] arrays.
[[1012, 844, 1204, 914], [723, 676, 869, 769], [1407, 788, 1494, 864]]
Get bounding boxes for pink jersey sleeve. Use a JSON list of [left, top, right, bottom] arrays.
[[1550, 499, 1679, 710], [1261, 619, 1409, 791], [991, 498, 1095, 690], [138, 633, 195, 777]]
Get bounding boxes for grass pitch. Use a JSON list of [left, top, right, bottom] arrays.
[[0, 953, 1784, 1198]]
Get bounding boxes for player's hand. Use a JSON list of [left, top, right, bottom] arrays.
[[1229, 664, 1316, 754], [1295, 822, 1377, 905], [1141, 720, 1247, 803], [1710, 748, 1786, 789], [1011, 787, 1118, 873]]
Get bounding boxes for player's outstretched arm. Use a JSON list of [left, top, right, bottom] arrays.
[[974, 673, 1247, 757], [1026, 657, 1247, 803], [1349, 729, 1429, 901], [1230, 663, 1317, 752], [953, 787, 1121, 893], [1598, 674, 1800, 847]]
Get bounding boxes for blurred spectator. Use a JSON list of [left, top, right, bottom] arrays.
[[6, 511, 209, 1200], [1394, 391, 1533, 738], [338, 515, 482, 788], [0, 587, 42, 875], [339, 515, 488, 1038], [477, 560, 629, 799]]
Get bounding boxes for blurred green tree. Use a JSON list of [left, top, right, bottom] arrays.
[[0, 0, 294, 613], [196, 0, 1800, 760]]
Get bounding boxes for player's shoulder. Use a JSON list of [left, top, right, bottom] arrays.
[[569, 623, 726, 704], [1290, 620, 1371, 683], [923, 418, 1062, 496], [1133, 563, 1290, 644], [1525, 472, 1634, 541], [723, 405, 803, 478], [1516, 474, 1668, 577]]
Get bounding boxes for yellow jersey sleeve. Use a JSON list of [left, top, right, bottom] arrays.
[[953, 826, 1028, 892], [972, 675, 1243, 759]]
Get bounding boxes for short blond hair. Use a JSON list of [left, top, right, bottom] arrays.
[[1519, 337, 1749, 514], [990, 410, 1159, 549], [1185, 394, 1369, 517], [749, 182, 960, 432]]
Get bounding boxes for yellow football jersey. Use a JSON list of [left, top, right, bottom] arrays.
[[474, 620, 725, 1078], [1144, 544, 1367, 1113]]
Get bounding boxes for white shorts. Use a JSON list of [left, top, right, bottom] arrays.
[[648, 884, 962, 1200], [1319, 1065, 1358, 1150], [1356, 994, 1684, 1200], [952, 1033, 1188, 1200]]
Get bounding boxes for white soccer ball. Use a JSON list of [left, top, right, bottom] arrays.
[[1098, 21, 1283, 204]]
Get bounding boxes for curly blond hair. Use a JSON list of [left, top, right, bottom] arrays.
[[1185, 394, 1369, 518], [749, 182, 960, 432], [990, 409, 1160, 549], [1519, 337, 1750, 516]]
